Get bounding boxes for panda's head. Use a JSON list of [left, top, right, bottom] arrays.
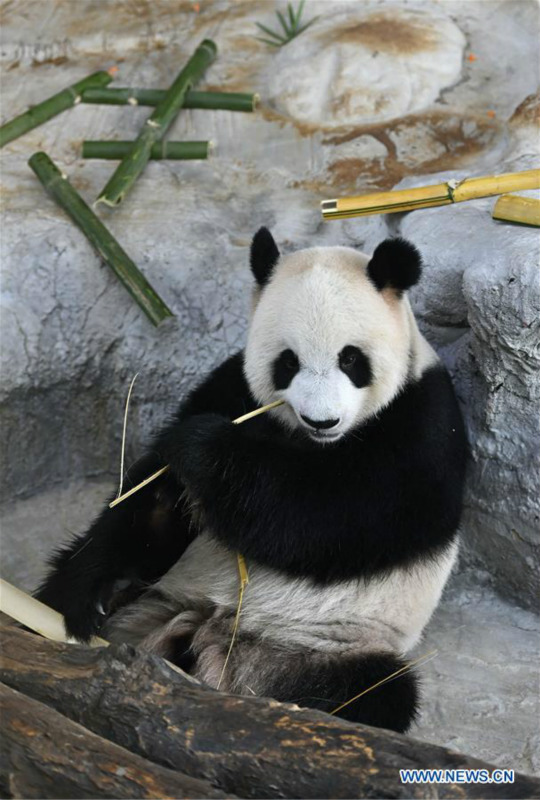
[[244, 227, 422, 443]]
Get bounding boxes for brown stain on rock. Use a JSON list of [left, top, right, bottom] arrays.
[[31, 55, 69, 68], [327, 157, 376, 187], [70, 175, 92, 194], [191, 0, 269, 31], [291, 110, 500, 195], [325, 11, 440, 54], [259, 103, 323, 139], [509, 93, 540, 127], [63, 0, 195, 38]]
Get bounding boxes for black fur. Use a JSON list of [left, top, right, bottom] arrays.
[[338, 345, 372, 388], [367, 237, 422, 294], [35, 453, 194, 642], [272, 348, 300, 389], [265, 651, 419, 732], [158, 357, 467, 584], [250, 226, 280, 286]]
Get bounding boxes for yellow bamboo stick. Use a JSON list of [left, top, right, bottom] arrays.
[[0, 578, 107, 647], [0, 579, 200, 682], [492, 194, 540, 227], [321, 169, 540, 220], [108, 399, 285, 509], [216, 553, 250, 690]]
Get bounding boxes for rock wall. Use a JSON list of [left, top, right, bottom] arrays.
[[1, 0, 539, 606]]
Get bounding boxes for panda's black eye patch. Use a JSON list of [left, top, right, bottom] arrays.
[[339, 346, 372, 388], [273, 349, 300, 389]]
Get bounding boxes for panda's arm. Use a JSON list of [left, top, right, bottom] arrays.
[[35, 453, 191, 641], [36, 351, 254, 641], [164, 372, 467, 582]]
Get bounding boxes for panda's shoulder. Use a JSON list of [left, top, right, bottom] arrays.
[[399, 363, 463, 425], [379, 363, 467, 455], [180, 351, 254, 419]]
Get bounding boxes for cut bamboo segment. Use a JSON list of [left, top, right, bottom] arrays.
[[492, 194, 540, 227], [29, 152, 174, 327], [82, 87, 257, 112], [0, 578, 107, 647], [82, 140, 210, 160], [321, 169, 540, 220], [96, 40, 217, 208], [108, 399, 285, 508], [0, 71, 113, 148]]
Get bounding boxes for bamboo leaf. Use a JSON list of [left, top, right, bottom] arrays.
[[255, 37, 283, 47], [255, 22, 287, 42], [294, 15, 320, 37], [287, 3, 296, 27], [294, 0, 306, 28], [255, 1, 316, 48], [276, 10, 291, 36]]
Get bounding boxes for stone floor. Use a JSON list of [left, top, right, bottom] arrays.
[[1, 479, 538, 776]]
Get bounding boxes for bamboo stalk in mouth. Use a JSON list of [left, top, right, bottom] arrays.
[[108, 399, 285, 508]]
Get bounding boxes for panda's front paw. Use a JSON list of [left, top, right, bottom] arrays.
[[63, 591, 111, 642], [36, 576, 116, 643], [170, 413, 235, 487]]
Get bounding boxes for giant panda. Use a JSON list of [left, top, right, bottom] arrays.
[[37, 228, 468, 733]]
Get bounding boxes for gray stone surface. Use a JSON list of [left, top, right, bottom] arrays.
[[1, 479, 539, 775], [0, 0, 538, 712], [415, 567, 540, 776], [378, 166, 540, 610]]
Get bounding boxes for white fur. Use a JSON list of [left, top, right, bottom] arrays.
[[145, 532, 458, 658], [245, 246, 436, 440]]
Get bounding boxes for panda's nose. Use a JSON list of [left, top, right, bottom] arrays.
[[301, 415, 340, 430]]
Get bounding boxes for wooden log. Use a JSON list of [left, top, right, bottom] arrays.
[[1, 626, 538, 800], [0, 682, 230, 799]]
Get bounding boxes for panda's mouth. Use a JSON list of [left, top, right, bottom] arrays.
[[308, 429, 342, 444]]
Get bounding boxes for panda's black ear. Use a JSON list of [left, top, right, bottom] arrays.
[[250, 227, 280, 286], [367, 238, 422, 294]]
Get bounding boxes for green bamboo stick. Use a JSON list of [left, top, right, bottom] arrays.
[[0, 71, 113, 149], [82, 140, 210, 160], [96, 39, 217, 208], [29, 152, 174, 327], [82, 88, 257, 112]]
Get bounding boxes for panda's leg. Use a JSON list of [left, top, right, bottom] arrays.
[[261, 650, 419, 734], [104, 587, 213, 675], [191, 622, 418, 733]]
